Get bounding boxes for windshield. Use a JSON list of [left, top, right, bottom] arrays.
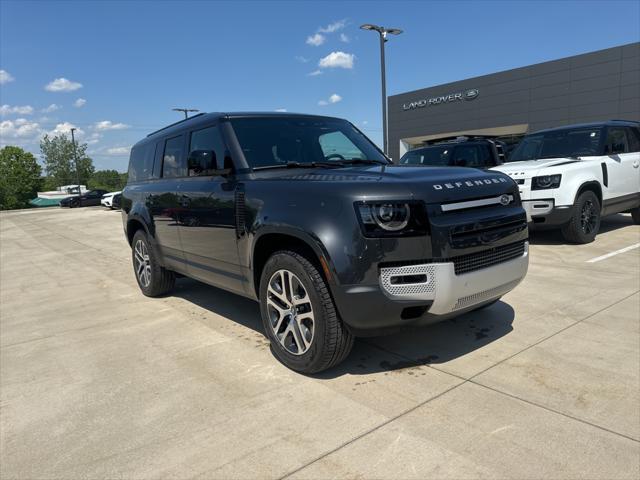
[[399, 146, 452, 166], [229, 117, 388, 169], [510, 127, 602, 161]]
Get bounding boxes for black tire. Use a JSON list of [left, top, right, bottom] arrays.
[[131, 230, 175, 297], [259, 250, 354, 374], [561, 190, 601, 244], [631, 208, 640, 225]]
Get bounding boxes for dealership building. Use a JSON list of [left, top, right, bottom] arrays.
[[388, 42, 640, 161]]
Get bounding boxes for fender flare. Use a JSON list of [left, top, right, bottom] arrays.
[[572, 180, 603, 209], [126, 205, 155, 245], [251, 225, 333, 271]]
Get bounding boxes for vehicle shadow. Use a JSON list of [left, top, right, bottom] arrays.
[[172, 279, 264, 334], [172, 278, 514, 378], [314, 301, 514, 378], [529, 213, 634, 245]]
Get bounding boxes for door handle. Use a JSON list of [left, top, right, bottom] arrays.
[[633, 160, 639, 168]]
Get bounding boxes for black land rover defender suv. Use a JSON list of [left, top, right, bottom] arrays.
[[399, 136, 507, 169], [122, 113, 529, 373]]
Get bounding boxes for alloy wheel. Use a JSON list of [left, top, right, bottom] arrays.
[[134, 239, 152, 287], [266, 269, 315, 355], [580, 200, 597, 234]]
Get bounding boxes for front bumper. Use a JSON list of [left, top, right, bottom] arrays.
[[333, 242, 529, 334], [522, 199, 574, 227], [522, 199, 554, 221], [379, 242, 528, 315]]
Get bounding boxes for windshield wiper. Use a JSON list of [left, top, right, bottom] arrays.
[[340, 158, 388, 166], [253, 161, 342, 171]]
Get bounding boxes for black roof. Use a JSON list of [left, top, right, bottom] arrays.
[[139, 111, 346, 145], [533, 119, 639, 135]]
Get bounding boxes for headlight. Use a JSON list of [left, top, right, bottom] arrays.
[[532, 174, 562, 190], [355, 202, 427, 237]]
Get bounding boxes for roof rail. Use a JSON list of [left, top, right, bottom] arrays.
[[146, 112, 206, 137], [609, 119, 640, 123], [425, 134, 498, 145]]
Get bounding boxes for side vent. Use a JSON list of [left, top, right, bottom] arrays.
[[601, 163, 608, 188], [235, 187, 246, 238]]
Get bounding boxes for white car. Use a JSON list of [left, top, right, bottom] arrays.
[[101, 191, 121, 209], [492, 120, 640, 243]]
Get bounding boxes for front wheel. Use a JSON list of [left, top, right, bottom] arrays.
[[561, 191, 601, 244], [131, 230, 175, 297], [631, 207, 640, 225], [259, 251, 354, 374]]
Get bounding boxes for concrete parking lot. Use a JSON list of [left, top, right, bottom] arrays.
[[1, 206, 638, 479]]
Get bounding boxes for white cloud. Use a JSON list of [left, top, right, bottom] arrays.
[[318, 93, 343, 106], [86, 132, 102, 145], [73, 98, 86, 108], [340, 33, 350, 43], [318, 51, 355, 69], [319, 20, 346, 33], [0, 70, 15, 85], [106, 146, 131, 155], [307, 70, 323, 77], [306, 33, 325, 46], [48, 122, 84, 137], [45, 77, 83, 92], [295, 56, 310, 63], [94, 120, 129, 131], [275, 108, 287, 112], [0, 118, 41, 139], [1, 104, 34, 115], [41, 104, 61, 113]]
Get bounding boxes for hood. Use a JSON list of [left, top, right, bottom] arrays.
[[492, 157, 581, 176], [251, 165, 518, 203]]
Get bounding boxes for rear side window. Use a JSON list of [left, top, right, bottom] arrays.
[[162, 135, 186, 178], [128, 142, 157, 182]]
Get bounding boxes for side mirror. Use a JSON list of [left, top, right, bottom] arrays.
[[188, 150, 216, 174]]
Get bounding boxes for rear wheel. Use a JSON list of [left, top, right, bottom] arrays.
[[631, 208, 640, 225], [561, 191, 601, 244], [259, 251, 354, 374], [131, 230, 175, 297]]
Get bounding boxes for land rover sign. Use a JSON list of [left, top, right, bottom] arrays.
[[403, 88, 479, 110]]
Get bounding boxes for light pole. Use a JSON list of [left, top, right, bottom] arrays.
[[360, 24, 402, 157], [70, 128, 82, 196], [172, 108, 199, 119]]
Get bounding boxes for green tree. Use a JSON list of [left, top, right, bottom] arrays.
[[89, 169, 127, 191], [40, 134, 94, 187], [0, 146, 43, 210]]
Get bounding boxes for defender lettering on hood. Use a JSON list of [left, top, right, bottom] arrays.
[[432, 177, 509, 190]]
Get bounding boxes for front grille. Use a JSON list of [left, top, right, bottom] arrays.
[[448, 241, 526, 275]]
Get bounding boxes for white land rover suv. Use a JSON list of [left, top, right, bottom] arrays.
[[492, 120, 640, 243]]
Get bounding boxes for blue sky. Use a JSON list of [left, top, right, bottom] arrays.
[[1, 0, 639, 171]]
